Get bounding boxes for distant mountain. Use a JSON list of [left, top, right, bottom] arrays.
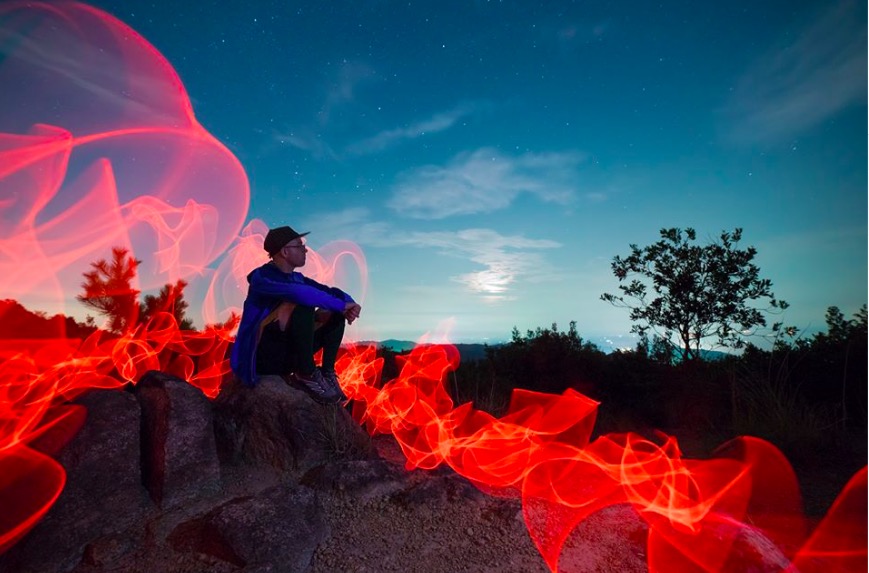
[[377, 339, 417, 353], [373, 335, 639, 356], [358, 339, 500, 362], [357, 337, 733, 363], [452, 343, 498, 362]]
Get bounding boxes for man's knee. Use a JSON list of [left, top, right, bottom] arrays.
[[314, 309, 337, 328]]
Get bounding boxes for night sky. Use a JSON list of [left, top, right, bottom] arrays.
[[83, 0, 867, 344]]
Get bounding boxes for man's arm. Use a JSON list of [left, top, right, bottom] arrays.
[[250, 268, 351, 312], [300, 275, 354, 304]]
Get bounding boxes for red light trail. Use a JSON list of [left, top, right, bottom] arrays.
[[0, 3, 864, 571]]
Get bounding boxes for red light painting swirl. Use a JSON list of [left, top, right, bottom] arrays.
[[0, 3, 864, 571]]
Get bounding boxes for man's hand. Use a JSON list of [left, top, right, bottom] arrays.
[[343, 302, 362, 324]]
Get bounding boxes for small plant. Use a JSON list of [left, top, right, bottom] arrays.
[[317, 404, 370, 461], [730, 365, 837, 463], [450, 366, 511, 418]]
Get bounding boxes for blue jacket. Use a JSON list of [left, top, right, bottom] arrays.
[[230, 262, 355, 386]]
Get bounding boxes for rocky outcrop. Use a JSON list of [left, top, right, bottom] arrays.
[[0, 371, 798, 573], [213, 374, 373, 473], [167, 485, 328, 573], [0, 389, 150, 573], [0, 371, 369, 573], [138, 370, 221, 508]]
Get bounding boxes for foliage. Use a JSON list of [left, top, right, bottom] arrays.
[[730, 358, 838, 462], [601, 227, 788, 362], [811, 304, 866, 348], [446, 304, 865, 476], [447, 322, 606, 416], [0, 299, 98, 339], [76, 246, 142, 334], [633, 332, 676, 365], [77, 246, 196, 333], [742, 304, 869, 436], [140, 279, 194, 330], [499, 321, 606, 395], [449, 356, 512, 417], [205, 311, 241, 333]]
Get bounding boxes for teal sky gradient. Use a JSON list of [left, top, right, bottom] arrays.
[[91, 0, 867, 345]]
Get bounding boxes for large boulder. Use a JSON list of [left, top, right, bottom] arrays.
[[166, 484, 328, 572], [555, 504, 792, 573], [0, 389, 151, 573], [136, 370, 221, 509], [0, 371, 388, 572], [213, 375, 373, 474]]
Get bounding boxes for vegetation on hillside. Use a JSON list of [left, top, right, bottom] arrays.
[[426, 304, 867, 518]]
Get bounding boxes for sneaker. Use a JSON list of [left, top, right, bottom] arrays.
[[322, 369, 348, 401], [290, 368, 341, 404]]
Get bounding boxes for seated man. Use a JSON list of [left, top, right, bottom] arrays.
[[230, 225, 362, 403]]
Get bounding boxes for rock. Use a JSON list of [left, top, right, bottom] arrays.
[[556, 504, 791, 573], [79, 530, 139, 568], [137, 370, 221, 509], [301, 458, 413, 502], [0, 389, 151, 573], [396, 471, 490, 507], [213, 375, 373, 474], [720, 521, 793, 572], [167, 484, 328, 572], [556, 504, 649, 573], [8, 369, 800, 573]]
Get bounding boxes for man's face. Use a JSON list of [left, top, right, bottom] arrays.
[[280, 238, 307, 267]]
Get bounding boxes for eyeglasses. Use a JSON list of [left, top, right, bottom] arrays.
[[283, 243, 307, 250]]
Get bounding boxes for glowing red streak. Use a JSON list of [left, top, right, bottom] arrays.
[[0, 3, 865, 571], [0, 0, 245, 551], [336, 344, 867, 572]]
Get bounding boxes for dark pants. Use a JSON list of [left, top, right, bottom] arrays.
[[255, 304, 345, 376]]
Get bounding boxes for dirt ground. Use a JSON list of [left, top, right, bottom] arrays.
[[308, 433, 863, 573]]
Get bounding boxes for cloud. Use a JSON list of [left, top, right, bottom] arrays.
[[724, 0, 866, 144], [318, 61, 375, 126], [346, 104, 478, 155], [552, 19, 610, 48], [400, 228, 562, 300], [303, 209, 562, 301], [302, 207, 390, 245], [387, 148, 585, 219], [276, 102, 481, 159], [267, 61, 375, 160], [273, 130, 337, 160]]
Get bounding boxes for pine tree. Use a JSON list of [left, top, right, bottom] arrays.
[[76, 247, 141, 334], [140, 280, 194, 330]]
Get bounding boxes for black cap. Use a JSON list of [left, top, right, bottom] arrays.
[[263, 226, 309, 256]]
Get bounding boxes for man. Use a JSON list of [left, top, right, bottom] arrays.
[[230, 225, 362, 403]]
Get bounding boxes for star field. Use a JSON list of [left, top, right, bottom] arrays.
[[87, 0, 867, 344]]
